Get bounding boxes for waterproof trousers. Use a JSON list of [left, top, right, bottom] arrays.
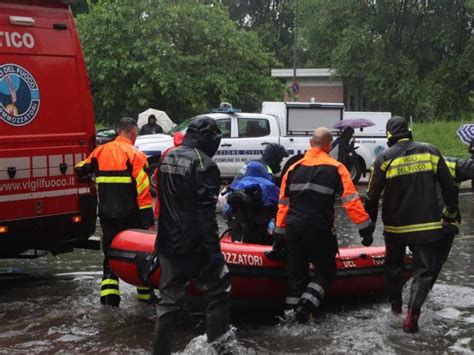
[[100, 218, 155, 306], [152, 252, 231, 355], [384, 236, 438, 315], [285, 224, 338, 313]]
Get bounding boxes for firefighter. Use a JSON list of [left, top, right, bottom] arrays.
[[432, 157, 473, 286], [233, 143, 289, 183], [365, 116, 458, 333], [269, 127, 374, 324], [152, 116, 231, 355], [75, 117, 156, 307]]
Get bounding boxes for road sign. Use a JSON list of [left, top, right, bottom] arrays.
[[457, 124, 474, 145], [290, 81, 300, 94]]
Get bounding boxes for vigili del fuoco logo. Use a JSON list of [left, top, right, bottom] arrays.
[[0, 63, 40, 126]]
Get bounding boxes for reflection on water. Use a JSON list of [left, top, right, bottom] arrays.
[[0, 195, 472, 353]]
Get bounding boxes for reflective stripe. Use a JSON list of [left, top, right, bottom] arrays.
[[278, 198, 289, 205], [194, 148, 203, 169], [446, 160, 457, 178], [136, 169, 147, 184], [274, 227, 285, 234], [100, 289, 120, 297], [101, 279, 119, 286], [301, 293, 320, 308], [139, 204, 153, 210], [383, 153, 440, 178], [137, 178, 150, 195], [442, 207, 457, 219], [267, 165, 273, 174], [289, 183, 334, 195], [137, 294, 152, 300], [384, 221, 442, 234], [136, 286, 151, 291], [307, 282, 325, 298], [356, 219, 371, 231], [285, 297, 299, 305], [96, 176, 132, 183], [341, 192, 359, 204]]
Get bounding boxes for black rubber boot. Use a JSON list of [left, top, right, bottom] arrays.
[[295, 300, 312, 324], [152, 312, 177, 355], [206, 300, 231, 343]]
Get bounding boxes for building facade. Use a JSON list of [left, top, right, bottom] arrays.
[[271, 68, 374, 111]]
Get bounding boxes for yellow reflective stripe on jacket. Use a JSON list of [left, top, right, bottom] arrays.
[[101, 279, 119, 286], [384, 153, 439, 178], [136, 169, 147, 184], [446, 160, 457, 178], [384, 221, 442, 234], [75, 160, 87, 168], [96, 176, 133, 183], [139, 204, 153, 210], [136, 175, 150, 195], [137, 180, 149, 196]]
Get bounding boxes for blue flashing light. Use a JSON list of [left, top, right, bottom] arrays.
[[211, 107, 242, 113]]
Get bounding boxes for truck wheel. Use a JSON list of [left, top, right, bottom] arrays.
[[346, 156, 363, 184]]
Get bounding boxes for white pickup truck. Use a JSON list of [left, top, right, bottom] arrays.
[[135, 102, 391, 183]]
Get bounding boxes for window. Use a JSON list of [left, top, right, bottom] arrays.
[[216, 119, 231, 138], [238, 118, 270, 138]]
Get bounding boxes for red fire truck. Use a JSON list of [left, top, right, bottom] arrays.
[[0, 0, 97, 258]]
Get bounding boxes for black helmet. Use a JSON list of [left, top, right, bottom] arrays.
[[183, 116, 222, 157], [262, 143, 289, 174], [386, 116, 413, 147]]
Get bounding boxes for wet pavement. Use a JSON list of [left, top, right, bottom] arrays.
[[0, 193, 472, 353]]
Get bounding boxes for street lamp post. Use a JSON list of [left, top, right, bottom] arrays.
[[292, 0, 298, 101]]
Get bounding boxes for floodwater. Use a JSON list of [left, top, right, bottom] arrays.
[[0, 193, 472, 354]]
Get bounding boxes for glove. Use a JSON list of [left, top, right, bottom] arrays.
[[441, 207, 461, 235], [267, 218, 276, 235], [442, 220, 459, 235], [359, 222, 375, 247], [264, 233, 286, 260]]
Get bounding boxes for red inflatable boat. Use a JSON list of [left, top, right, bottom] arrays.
[[109, 229, 413, 304]]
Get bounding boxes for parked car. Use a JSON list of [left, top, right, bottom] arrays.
[[96, 127, 117, 145]]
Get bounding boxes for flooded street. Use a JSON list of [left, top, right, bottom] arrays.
[[0, 193, 472, 354]]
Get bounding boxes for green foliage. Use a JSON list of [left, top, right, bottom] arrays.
[[413, 119, 471, 158], [301, 0, 473, 120], [76, 0, 282, 124], [216, 0, 300, 68]]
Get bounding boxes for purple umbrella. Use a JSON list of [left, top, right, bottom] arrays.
[[333, 118, 375, 130]]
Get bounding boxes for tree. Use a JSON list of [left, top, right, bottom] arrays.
[[76, 0, 282, 124], [301, 0, 473, 119]]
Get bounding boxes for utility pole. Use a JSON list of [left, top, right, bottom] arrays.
[[292, 0, 298, 102]]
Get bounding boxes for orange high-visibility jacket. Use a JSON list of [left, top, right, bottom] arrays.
[[276, 147, 370, 234], [76, 136, 153, 220]]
